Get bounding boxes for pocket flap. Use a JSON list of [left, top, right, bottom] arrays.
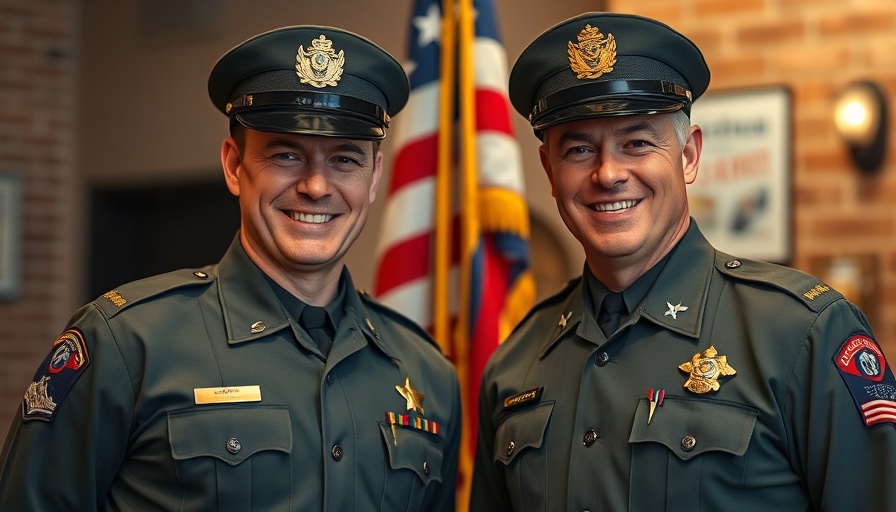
[[628, 396, 757, 460], [494, 402, 554, 465], [169, 405, 292, 466], [379, 423, 444, 483]]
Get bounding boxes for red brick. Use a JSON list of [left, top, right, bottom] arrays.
[[737, 19, 806, 46]]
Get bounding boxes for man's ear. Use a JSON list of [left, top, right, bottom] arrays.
[[682, 125, 703, 185], [221, 137, 242, 196], [539, 144, 557, 197], [369, 149, 384, 203]]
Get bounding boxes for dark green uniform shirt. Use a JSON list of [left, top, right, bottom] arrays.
[[471, 222, 896, 511], [0, 236, 461, 511]]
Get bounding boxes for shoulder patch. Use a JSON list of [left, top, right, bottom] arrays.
[[833, 333, 896, 427], [94, 267, 216, 318], [358, 291, 442, 353], [715, 253, 842, 313], [23, 329, 90, 422]]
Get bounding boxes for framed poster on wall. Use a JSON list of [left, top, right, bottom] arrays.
[[688, 86, 792, 264]]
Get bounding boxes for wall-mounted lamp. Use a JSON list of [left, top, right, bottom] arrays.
[[833, 80, 888, 174]]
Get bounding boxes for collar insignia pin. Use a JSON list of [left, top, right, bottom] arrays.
[[559, 311, 572, 328], [664, 302, 688, 320], [678, 345, 736, 393]]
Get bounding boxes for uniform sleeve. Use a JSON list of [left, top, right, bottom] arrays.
[[0, 304, 136, 510], [785, 299, 896, 510], [469, 368, 513, 512]]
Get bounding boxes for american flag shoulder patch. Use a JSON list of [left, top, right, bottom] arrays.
[[833, 333, 896, 427]]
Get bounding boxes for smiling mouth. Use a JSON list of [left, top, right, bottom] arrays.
[[291, 212, 333, 224], [593, 200, 639, 212]]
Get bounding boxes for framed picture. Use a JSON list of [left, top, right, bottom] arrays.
[[0, 172, 23, 299], [688, 86, 792, 264]]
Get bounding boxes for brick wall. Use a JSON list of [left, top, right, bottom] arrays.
[[0, 0, 77, 433], [609, 0, 896, 356]]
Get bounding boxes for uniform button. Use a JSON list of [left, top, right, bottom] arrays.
[[326, 373, 334, 384], [595, 352, 610, 366], [725, 260, 742, 269], [681, 435, 696, 452], [193, 271, 209, 279], [583, 429, 598, 446], [331, 444, 344, 461], [423, 460, 430, 476], [506, 441, 515, 456], [226, 437, 241, 454]]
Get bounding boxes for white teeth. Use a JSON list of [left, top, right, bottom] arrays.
[[594, 200, 637, 212], [293, 212, 333, 223]]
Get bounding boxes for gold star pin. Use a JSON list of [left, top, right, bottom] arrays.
[[395, 377, 425, 414], [678, 345, 736, 393]]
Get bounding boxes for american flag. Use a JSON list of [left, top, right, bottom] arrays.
[[373, 0, 534, 502]]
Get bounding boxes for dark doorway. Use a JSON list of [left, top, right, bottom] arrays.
[[87, 179, 240, 301]]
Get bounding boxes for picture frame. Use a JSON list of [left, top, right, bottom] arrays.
[[688, 86, 792, 264], [0, 172, 23, 299]]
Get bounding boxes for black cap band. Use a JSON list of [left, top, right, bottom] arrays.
[[226, 91, 390, 128], [531, 79, 692, 128]]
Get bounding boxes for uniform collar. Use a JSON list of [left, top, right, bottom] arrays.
[[216, 235, 293, 344], [538, 221, 714, 356], [637, 221, 714, 339], [215, 235, 397, 358]]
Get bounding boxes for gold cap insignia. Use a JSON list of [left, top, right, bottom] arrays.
[[395, 377, 425, 414], [567, 24, 617, 79], [295, 35, 345, 88], [678, 345, 736, 393]]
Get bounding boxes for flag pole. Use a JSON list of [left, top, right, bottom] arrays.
[[456, 0, 478, 506], [433, 0, 456, 355]]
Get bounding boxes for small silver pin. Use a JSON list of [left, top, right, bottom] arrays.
[[559, 311, 572, 328], [250, 321, 266, 334], [664, 302, 688, 320], [366, 318, 379, 338]]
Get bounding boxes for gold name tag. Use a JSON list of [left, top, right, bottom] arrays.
[[194, 385, 262, 404]]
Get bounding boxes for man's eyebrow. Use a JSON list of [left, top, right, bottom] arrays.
[[614, 120, 663, 139], [555, 130, 594, 146], [260, 139, 368, 157]]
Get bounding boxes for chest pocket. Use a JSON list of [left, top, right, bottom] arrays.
[[379, 422, 444, 512], [494, 401, 554, 465], [168, 405, 292, 511], [628, 396, 757, 510], [492, 402, 554, 512]]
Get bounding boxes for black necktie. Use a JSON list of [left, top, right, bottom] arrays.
[[598, 291, 628, 338], [300, 306, 333, 356]]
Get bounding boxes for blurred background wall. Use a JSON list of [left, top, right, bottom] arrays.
[[1, 0, 895, 434]]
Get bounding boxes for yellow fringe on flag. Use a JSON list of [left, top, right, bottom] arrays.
[[477, 187, 530, 238], [500, 271, 536, 341]]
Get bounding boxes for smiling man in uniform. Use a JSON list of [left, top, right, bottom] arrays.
[[0, 25, 460, 511], [470, 12, 896, 512]]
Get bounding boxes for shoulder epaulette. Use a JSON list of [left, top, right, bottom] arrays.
[[357, 290, 442, 353], [93, 267, 217, 318], [715, 253, 842, 313]]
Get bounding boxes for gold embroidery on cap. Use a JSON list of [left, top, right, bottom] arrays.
[[568, 24, 617, 79], [295, 35, 345, 88]]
